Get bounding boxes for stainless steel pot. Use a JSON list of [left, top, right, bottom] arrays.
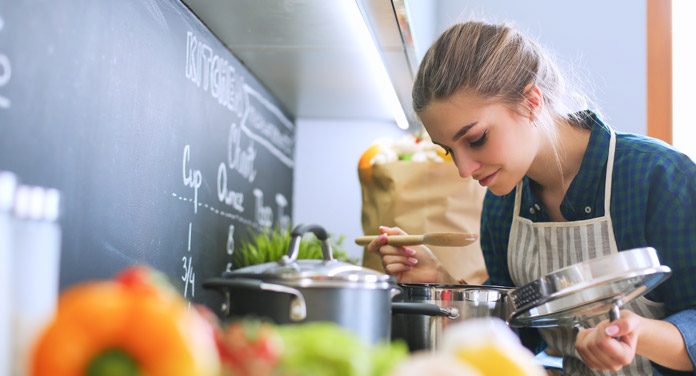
[[204, 224, 451, 345], [392, 283, 512, 351]]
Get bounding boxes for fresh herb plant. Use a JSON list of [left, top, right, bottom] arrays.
[[231, 227, 356, 268]]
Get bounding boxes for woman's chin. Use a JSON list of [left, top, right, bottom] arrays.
[[487, 182, 516, 196]]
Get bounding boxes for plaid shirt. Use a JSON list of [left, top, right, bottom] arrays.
[[480, 111, 696, 371]]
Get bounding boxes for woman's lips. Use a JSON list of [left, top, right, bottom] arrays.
[[477, 170, 499, 187]]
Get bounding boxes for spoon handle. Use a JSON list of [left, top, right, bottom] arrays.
[[354, 235, 424, 246]]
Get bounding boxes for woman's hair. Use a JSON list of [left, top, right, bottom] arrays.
[[413, 21, 593, 184], [413, 21, 589, 131]]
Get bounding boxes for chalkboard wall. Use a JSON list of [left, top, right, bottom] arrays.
[[0, 0, 295, 312]]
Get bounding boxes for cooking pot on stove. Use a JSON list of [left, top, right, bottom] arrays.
[[203, 224, 458, 345], [392, 284, 512, 351]]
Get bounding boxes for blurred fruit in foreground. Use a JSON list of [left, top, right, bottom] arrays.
[[213, 321, 407, 376], [114, 265, 179, 299], [31, 266, 220, 376], [215, 320, 282, 376], [389, 352, 483, 376], [442, 318, 545, 376]]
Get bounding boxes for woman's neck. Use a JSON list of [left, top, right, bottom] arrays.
[[526, 117, 591, 194]]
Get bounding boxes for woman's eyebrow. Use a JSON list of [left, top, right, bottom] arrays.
[[452, 122, 477, 142]]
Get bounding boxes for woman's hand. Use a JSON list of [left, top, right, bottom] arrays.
[[575, 310, 642, 372], [366, 226, 456, 284]]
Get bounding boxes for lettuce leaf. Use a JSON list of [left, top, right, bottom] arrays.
[[276, 322, 407, 376]]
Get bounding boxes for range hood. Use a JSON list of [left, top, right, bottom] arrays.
[[181, 0, 420, 128]]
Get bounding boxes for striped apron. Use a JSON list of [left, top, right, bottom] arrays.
[[507, 129, 665, 375]]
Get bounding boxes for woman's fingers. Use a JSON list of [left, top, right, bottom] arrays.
[[576, 329, 600, 368], [379, 226, 407, 236], [592, 318, 637, 368], [366, 234, 388, 254], [366, 226, 409, 253], [383, 254, 418, 266], [589, 342, 624, 371], [385, 263, 412, 274], [380, 249, 418, 276], [379, 246, 416, 257], [576, 315, 639, 371], [366, 227, 433, 279], [364, 232, 413, 276]]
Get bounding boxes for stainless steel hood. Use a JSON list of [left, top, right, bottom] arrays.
[[181, 0, 419, 127]]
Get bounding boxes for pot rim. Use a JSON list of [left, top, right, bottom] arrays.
[[396, 283, 512, 303], [398, 283, 512, 290], [226, 273, 396, 290]]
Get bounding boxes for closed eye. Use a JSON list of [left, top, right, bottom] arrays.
[[469, 130, 488, 148]]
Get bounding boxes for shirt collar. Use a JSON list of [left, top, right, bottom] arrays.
[[562, 111, 612, 219], [520, 111, 612, 221]]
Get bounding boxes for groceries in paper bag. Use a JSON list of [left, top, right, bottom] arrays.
[[358, 133, 488, 284]]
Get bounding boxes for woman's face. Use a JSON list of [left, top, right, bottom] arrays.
[[420, 90, 540, 196]]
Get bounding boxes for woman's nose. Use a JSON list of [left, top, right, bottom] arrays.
[[455, 154, 481, 178]]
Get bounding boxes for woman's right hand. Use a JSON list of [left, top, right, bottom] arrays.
[[366, 226, 456, 284]]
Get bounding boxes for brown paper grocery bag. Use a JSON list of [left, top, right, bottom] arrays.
[[359, 160, 488, 284]]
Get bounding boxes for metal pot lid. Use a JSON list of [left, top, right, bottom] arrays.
[[507, 247, 672, 328], [223, 224, 393, 289], [225, 258, 393, 288]]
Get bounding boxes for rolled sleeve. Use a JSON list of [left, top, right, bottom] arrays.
[[646, 157, 696, 313], [653, 309, 696, 375]]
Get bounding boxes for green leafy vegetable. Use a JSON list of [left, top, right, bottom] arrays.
[[276, 322, 408, 376], [369, 340, 409, 376], [231, 226, 356, 268]]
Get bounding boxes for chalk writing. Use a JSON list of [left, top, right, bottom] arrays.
[[216, 162, 244, 212], [242, 86, 294, 167], [182, 145, 202, 214], [253, 188, 273, 228], [225, 224, 234, 272], [275, 194, 290, 230], [185, 31, 245, 117], [181, 222, 195, 299], [227, 122, 257, 183]]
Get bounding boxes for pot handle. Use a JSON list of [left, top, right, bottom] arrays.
[[390, 288, 402, 299], [392, 302, 460, 319], [284, 224, 333, 262], [202, 278, 307, 321]]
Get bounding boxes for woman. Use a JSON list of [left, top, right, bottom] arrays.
[[367, 21, 696, 375]]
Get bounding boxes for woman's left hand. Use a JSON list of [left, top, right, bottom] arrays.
[[575, 310, 643, 372]]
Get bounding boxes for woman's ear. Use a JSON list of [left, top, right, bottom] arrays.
[[523, 83, 543, 120]]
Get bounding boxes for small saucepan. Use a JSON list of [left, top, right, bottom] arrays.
[[392, 283, 512, 351]]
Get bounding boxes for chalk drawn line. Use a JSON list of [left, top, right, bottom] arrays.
[[169, 191, 260, 230]]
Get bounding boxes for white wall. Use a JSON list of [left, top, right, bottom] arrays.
[[410, 0, 647, 134], [672, 0, 696, 162], [293, 119, 406, 262]]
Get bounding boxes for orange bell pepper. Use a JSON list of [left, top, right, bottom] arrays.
[[31, 266, 220, 376]]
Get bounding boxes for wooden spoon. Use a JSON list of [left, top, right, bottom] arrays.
[[354, 232, 478, 247]]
